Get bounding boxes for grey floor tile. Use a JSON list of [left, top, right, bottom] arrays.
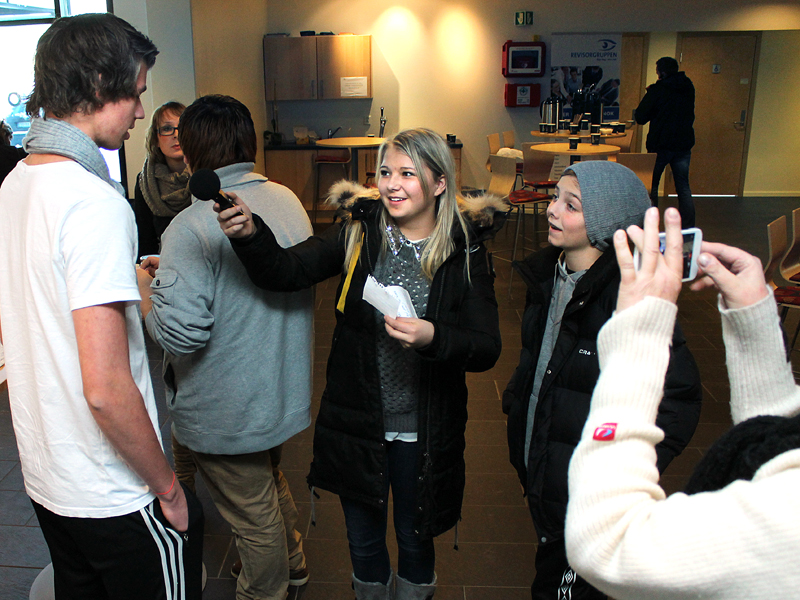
[[0, 462, 24, 491], [0, 525, 50, 568], [0, 566, 42, 600], [0, 490, 35, 525], [0, 459, 16, 480]]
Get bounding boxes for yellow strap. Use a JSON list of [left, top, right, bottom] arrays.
[[336, 232, 364, 314]]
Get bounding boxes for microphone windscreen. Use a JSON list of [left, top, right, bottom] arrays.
[[188, 169, 221, 201]]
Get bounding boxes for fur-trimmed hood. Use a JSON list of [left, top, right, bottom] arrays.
[[325, 180, 509, 242]]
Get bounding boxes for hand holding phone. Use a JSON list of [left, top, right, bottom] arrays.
[[634, 227, 703, 282]]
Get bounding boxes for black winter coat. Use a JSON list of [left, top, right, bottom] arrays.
[[502, 246, 702, 542], [230, 194, 505, 539], [635, 71, 696, 153]]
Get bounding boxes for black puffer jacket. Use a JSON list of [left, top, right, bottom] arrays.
[[230, 189, 506, 539], [502, 246, 702, 542], [635, 71, 696, 153]]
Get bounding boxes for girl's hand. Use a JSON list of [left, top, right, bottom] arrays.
[[384, 316, 434, 349], [614, 206, 684, 312], [215, 192, 255, 239], [689, 242, 769, 309]]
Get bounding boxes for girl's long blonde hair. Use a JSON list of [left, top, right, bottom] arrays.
[[342, 128, 470, 281]]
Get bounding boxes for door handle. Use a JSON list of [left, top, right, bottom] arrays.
[[733, 109, 747, 130]]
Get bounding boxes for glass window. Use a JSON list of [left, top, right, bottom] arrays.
[[1, 23, 48, 146], [0, 1, 56, 23], [1, 0, 125, 193]]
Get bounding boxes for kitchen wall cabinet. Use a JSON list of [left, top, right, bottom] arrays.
[[264, 35, 371, 101]]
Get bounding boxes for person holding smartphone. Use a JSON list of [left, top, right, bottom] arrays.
[[566, 207, 800, 599], [503, 161, 702, 599]]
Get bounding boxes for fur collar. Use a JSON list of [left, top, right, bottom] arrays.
[[324, 180, 509, 239]]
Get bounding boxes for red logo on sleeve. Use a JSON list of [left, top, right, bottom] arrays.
[[593, 423, 617, 441]]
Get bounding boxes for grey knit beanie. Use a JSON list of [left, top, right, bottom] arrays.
[[563, 161, 652, 252]]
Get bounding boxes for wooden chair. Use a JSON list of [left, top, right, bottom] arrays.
[[765, 215, 800, 347], [612, 127, 635, 152], [521, 143, 559, 193], [780, 207, 800, 284], [485, 132, 503, 172], [616, 152, 658, 192], [486, 154, 517, 198], [502, 130, 516, 149], [487, 132, 502, 155], [488, 154, 550, 294]]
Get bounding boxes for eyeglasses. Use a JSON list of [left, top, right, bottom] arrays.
[[157, 125, 178, 136]]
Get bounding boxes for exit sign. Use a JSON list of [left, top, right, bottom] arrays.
[[515, 11, 533, 26]]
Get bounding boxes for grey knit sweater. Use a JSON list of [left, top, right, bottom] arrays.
[[145, 162, 314, 454]]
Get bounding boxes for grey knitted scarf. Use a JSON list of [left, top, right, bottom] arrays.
[[23, 117, 125, 195], [139, 157, 191, 217]]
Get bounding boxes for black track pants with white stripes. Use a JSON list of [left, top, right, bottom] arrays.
[[32, 482, 204, 600]]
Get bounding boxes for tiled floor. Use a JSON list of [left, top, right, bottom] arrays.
[[2, 194, 799, 599]]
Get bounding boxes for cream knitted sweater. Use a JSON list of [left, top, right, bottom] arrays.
[[566, 291, 800, 600]]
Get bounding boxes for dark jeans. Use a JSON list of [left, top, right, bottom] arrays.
[[531, 538, 606, 600], [339, 440, 435, 585], [650, 149, 695, 228]]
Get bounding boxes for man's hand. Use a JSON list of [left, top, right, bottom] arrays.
[[690, 242, 769, 309], [384, 316, 435, 350], [614, 207, 684, 312], [215, 192, 255, 239], [157, 478, 189, 532], [139, 255, 159, 278]]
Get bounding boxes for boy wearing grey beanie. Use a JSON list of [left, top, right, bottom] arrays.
[[503, 161, 702, 600]]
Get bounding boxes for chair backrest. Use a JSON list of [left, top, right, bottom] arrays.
[[502, 130, 515, 149], [521, 143, 556, 185], [616, 152, 657, 192], [486, 154, 518, 199], [613, 127, 635, 152], [780, 207, 800, 283], [765, 215, 788, 289], [487, 132, 502, 155]]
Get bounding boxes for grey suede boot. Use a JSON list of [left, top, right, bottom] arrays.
[[395, 573, 436, 600], [352, 571, 394, 600]]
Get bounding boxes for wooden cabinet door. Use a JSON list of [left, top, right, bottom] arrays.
[[264, 37, 317, 100], [316, 35, 371, 99]]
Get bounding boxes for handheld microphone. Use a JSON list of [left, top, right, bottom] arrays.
[[188, 168, 238, 212]]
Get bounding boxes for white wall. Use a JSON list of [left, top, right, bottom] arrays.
[[265, 0, 800, 193], [114, 0, 196, 195], [745, 30, 800, 196]]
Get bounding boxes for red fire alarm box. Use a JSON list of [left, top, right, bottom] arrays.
[[502, 40, 546, 77], [505, 83, 540, 107]]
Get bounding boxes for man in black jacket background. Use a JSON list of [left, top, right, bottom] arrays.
[[635, 56, 696, 228]]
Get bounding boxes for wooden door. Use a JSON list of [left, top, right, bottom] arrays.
[[620, 33, 648, 153], [316, 35, 372, 100], [676, 32, 760, 195], [264, 36, 317, 101]]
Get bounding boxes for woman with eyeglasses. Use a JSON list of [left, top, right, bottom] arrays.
[[133, 101, 191, 258]]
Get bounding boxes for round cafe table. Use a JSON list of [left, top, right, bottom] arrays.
[[530, 130, 627, 140], [315, 136, 385, 183], [531, 142, 620, 163]]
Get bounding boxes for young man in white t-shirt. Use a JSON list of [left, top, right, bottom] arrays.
[[0, 14, 203, 599]]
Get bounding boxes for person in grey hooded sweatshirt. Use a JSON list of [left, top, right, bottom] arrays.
[[139, 94, 312, 600]]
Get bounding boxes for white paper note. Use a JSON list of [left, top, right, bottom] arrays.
[[363, 276, 417, 319]]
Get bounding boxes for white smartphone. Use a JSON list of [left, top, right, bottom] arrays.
[[633, 227, 703, 282]]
